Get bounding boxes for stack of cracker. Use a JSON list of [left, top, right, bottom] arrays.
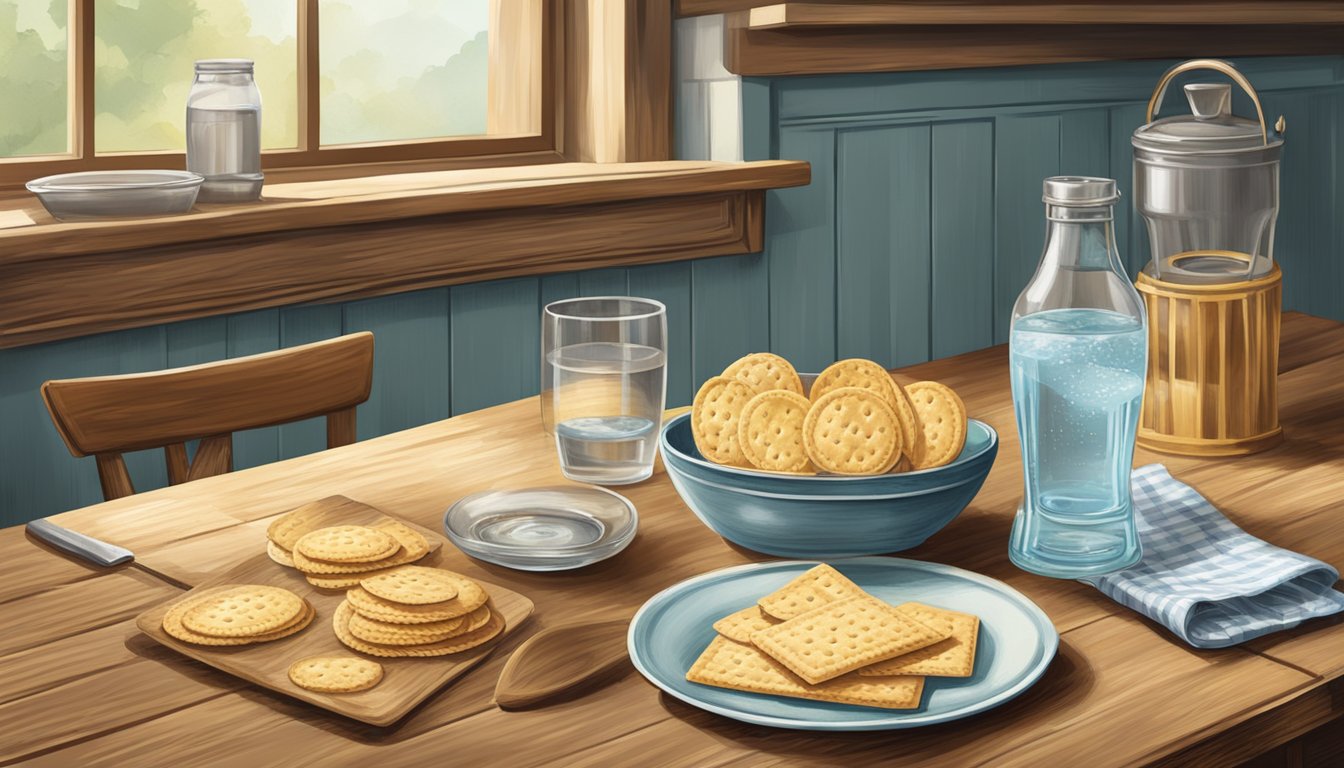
[[266, 500, 432, 589], [688, 564, 979, 710], [332, 566, 506, 658], [692, 354, 968, 476], [162, 584, 314, 646]]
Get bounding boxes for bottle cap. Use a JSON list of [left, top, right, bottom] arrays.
[[195, 59, 254, 74], [1042, 176, 1119, 206]]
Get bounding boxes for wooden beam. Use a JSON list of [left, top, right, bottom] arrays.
[[747, 2, 1344, 29], [488, 0, 545, 137], [562, 0, 673, 162], [727, 16, 1344, 75]]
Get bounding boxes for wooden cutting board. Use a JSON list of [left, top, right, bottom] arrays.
[[135, 546, 534, 726]]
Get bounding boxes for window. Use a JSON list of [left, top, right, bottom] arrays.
[[0, 0, 550, 185]]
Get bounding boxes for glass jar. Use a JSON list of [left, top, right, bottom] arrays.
[[186, 59, 263, 203], [1008, 177, 1147, 579]]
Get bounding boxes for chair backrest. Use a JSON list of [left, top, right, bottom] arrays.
[[42, 332, 375, 501]]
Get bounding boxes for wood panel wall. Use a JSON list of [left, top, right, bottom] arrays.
[[4, 55, 1343, 525]]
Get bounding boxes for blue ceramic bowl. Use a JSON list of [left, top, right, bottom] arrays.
[[659, 413, 998, 558]]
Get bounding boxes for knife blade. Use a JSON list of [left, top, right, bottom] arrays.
[[26, 518, 135, 567]]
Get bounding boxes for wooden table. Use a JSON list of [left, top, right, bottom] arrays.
[[5, 312, 1344, 767]]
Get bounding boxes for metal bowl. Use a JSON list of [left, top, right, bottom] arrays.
[[26, 170, 203, 220]]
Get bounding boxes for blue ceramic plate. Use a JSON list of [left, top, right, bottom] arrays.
[[628, 557, 1057, 731]]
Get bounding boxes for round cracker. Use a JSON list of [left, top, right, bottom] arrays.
[[333, 601, 505, 658], [360, 566, 461, 605], [803, 387, 903, 475], [267, 540, 295, 568], [722, 352, 804, 395], [290, 520, 428, 575], [294, 525, 400, 564], [885, 377, 924, 468], [345, 582, 488, 624], [347, 608, 469, 646], [736, 389, 813, 473], [691, 376, 757, 466], [288, 655, 384, 693], [904, 381, 967, 469], [164, 588, 314, 646], [181, 584, 308, 637], [809, 358, 899, 406]]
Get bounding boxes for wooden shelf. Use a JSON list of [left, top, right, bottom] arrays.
[[0, 160, 809, 349], [747, 2, 1344, 29]]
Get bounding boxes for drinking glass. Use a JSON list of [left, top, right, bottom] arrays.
[[542, 297, 668, 485]]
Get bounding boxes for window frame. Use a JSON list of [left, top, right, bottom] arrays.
[[0, 0, 558, 188]]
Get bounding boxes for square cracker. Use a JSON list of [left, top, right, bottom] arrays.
[[687, 636, 924, 710], [712, 605, 781, 644], [751, 595, 949, 684], [757, 564, 868, 621], [858, 603, 979, 678]]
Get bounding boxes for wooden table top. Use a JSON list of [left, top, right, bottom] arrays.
[[5, 311, 1344, 767]]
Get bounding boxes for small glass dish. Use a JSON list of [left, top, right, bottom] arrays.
[[443, 486, 637, 572], [26, 170, 204, 220]]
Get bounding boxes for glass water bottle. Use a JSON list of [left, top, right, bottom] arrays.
[[186, 59, 263, 203], [1009, 177, 1146, 578]]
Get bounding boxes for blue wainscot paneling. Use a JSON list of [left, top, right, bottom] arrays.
[[4, 56, 1343, 524], [748, 55, 1344, 364]]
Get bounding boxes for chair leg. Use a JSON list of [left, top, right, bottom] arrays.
[[95, 454, 136, 501], [327, 406, 358, 448]]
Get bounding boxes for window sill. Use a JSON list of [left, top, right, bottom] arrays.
[[0, 160, 810, 349]]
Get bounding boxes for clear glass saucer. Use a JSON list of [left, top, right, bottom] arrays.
[[443, 486, 637, 571]]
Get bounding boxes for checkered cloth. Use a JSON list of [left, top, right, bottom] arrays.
[[1083, 464, 1344, 649]]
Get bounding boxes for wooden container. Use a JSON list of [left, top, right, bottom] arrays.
[[1136, 264, 1282, 456]]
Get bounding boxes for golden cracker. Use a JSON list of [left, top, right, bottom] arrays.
[[333, 601, 505, 658], [294, 525, 400, 564], [345, 582, 488, 624], [347, 608, 469, 646], [885, 378, 923, 468], [691, 376, 758, 466], [290, 519, 429, 575], [808, 359, 898, 406], [750, 596, 950, 684], [803, 387, 903, 475], [264, 496, 376, 550], [736, 389, 814, 473], [180, 584, 307, 638], [360, 565, 462, 605], [267, 540, 295, 568], [686, 637, 924, 710], [164, 590, 314, 646], [905, 381, 968, 469], [288, 655, 384, 693], [722, 352, 804, 396], [758, 563, 869, 621], [859, 603, 979, 678], [712, 605, 781, 644]]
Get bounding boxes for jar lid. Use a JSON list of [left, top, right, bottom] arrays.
[[195, 59, 254, 74], [1133, 82, 1282, 155]]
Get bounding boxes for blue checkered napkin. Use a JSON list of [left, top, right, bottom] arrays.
[[1083, 464, 1344, 649]]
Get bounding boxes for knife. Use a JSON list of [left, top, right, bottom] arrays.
[[26, 518, 136, 567]]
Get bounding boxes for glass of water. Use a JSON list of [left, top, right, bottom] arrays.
[[542, 297, 667, 486]]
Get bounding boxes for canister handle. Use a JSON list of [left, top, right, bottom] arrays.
[[1145, 59, 1269, 145]]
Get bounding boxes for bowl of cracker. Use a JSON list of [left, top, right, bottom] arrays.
[[660, 354, 997, 558]]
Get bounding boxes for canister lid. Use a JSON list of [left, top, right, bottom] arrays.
[[1133, 82, 1283, 155]]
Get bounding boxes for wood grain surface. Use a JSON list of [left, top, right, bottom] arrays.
[[2, 312, 1342, 766]]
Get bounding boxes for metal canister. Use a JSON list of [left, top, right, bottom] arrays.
[[1132, 59, 1284, 284]]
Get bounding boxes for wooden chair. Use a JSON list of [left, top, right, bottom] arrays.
[[42, 332, 375, 501]]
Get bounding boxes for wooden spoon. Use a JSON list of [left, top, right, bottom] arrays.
[[495, 620, 630, 710]]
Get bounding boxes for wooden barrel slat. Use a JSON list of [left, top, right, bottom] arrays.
[[1135, 266, 1282, 457]]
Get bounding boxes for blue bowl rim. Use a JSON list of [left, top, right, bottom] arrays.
[[660, 413, 998, 484]]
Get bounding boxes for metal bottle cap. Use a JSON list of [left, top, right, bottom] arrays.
[[1042, 176, 1119, 206]]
